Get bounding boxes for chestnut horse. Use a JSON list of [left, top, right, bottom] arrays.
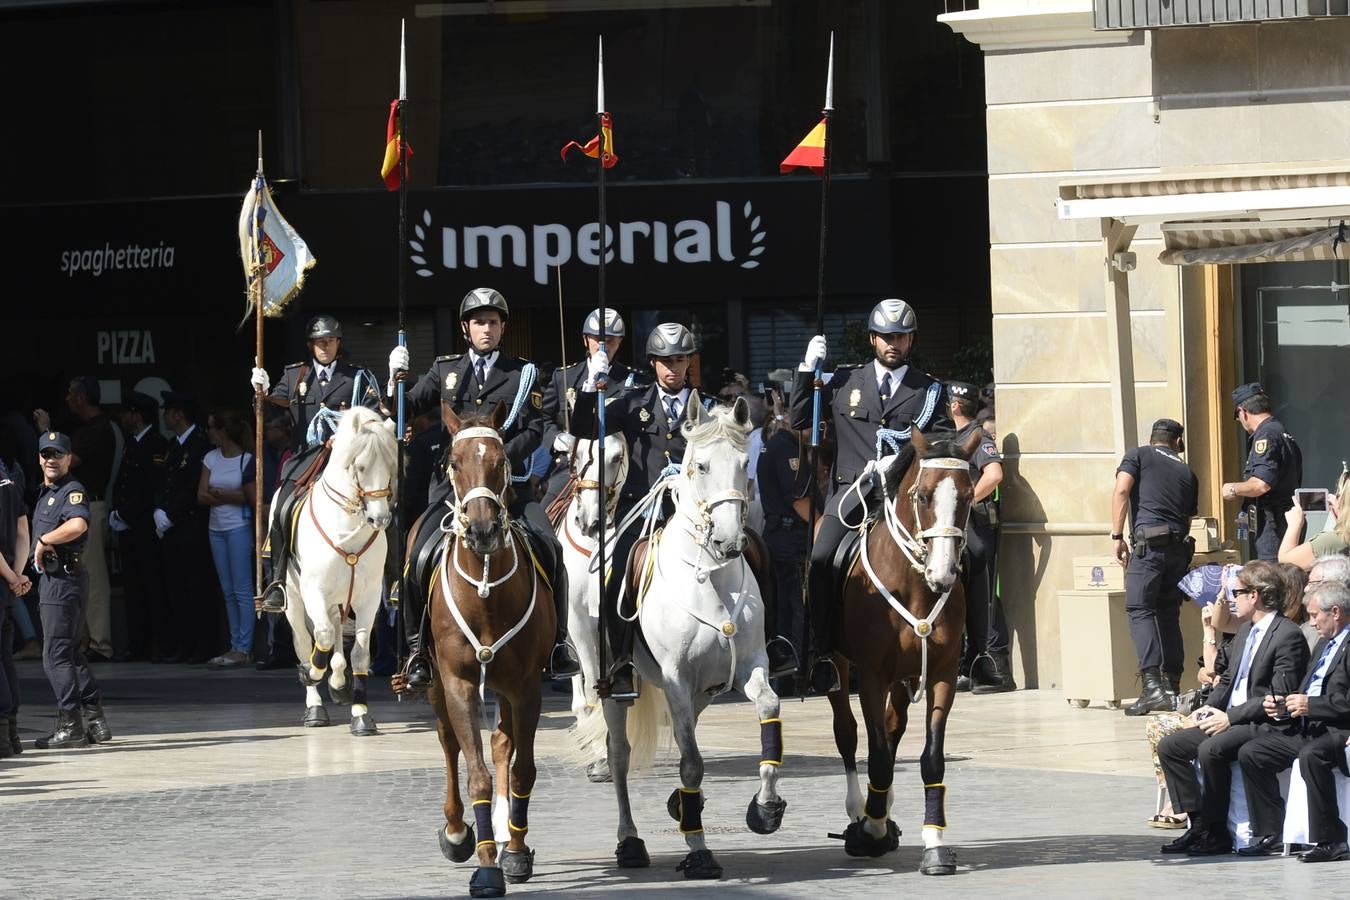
[[826, 427, 982, 875], [426, 401, 555, 899]]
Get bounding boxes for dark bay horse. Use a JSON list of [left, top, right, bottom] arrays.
[[826, 427, 983, 875], [426, 400, 555, 899]]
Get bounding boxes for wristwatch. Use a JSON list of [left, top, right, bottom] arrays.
[[1111, 532, 1124, 541]]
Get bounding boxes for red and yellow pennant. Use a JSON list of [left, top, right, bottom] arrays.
[[561, 112, 618, 169], [780, 119, 827, 175], [381, 99, 414, 191]]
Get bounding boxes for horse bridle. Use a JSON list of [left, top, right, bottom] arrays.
[[571, 435, 629, 522], [679, 453, 748, 553], [882, 457, 972, 573], [441, 425, 520, 600], [320, 461, 393, 518]]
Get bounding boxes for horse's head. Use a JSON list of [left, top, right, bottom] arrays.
[[443, 399, 512, 554], [571, 433, 629, 539], [904, 427, 984, 594], [329, 407, 397, 530], [679, 391, 752, 562]]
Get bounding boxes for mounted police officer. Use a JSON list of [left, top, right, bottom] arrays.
[[252, 314, 387, 613], [539, 307, 636, 512], [790, 298, 953, 692], [389, 287, 578, 690], [1223, 383, 1302, 562], [31, 432, 110, 749]]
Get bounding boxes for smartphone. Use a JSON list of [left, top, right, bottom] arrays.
[[1296, 488, 1329, 512]]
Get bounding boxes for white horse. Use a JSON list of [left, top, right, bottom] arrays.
[[574, 394, 786, 880], [275, 406, 397, 735], [556, 433, 629, 782]]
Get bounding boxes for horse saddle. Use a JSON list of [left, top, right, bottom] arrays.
[[267, 443, 332, 560], [828, 482, 885, 599]]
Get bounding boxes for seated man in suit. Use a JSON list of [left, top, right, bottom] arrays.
[[1157, 559, 1310, 855], [1236, 579, 1350, 860]]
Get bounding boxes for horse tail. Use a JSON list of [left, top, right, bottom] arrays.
[[568, 702, 610, 764], [624, 682, 669, 774]]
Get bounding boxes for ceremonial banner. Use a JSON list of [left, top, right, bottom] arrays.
[[780, 119, 827, 174], [237, 174, 316, 318], [381, 99, 413, 191], [561, 111, 618, 168]]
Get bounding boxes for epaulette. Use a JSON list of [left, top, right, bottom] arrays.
[[434, 354, 463, 363], [284, 361, 304, 370]]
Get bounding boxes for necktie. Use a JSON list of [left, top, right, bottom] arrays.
[[1231, 627, 1260, 705], [1308, 637, 1340, 697], [665, 396, 680, 423], [880, 373, 893, 403], [475, 359, 487, 387], [318, 370, 329, 388]]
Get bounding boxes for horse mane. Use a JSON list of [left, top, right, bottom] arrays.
[[334, 406, 396, 469], [683, 403, 750, 451], [881, 430, 964, 497]]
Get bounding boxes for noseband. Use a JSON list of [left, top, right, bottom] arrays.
[[679, 456, 749, 553], [321, 462, 393, 518], [443, 426, 511, 538]]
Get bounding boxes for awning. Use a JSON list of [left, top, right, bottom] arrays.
[[1159, 224, 1348, 266]]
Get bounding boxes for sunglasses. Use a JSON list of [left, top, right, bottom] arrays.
[[1233, 587, 1258, 597]]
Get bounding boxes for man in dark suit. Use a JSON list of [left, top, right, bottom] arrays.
[[789, 298, 953, 692], [1157, 559, 1310, 855], [109, 391, 169, 661], [1236, 580, 1350, 860]]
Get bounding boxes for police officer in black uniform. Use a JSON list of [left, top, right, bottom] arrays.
[[31, 432, 111, 749], [791, 298, 953, 692], [254, 314, 387, 612], [389, 287, 578, 689], [1222, 383, 1303, 562], [947, 382, 1013, 694], [110, 391, 169, 661], [1111, 418, 1199, 716], [539, 307, 637, 512]]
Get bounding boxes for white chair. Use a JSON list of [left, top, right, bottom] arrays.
[[1227, 762, 1289, 849], [1281, 747, 1350, 847]]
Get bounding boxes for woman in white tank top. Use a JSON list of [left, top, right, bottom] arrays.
[[198, 409, 257, 667]]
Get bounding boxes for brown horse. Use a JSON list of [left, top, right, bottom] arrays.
[[825, 426, 983, 875], [425, 400, 555, 899]]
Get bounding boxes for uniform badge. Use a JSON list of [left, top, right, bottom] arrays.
[[47, 432, 56, 440], [1254, 439, 1268, 454], [47, 497, 55, 506], [530, 391, 543, 409], [788, 457, 800, 472], [849, 388, 861, 408], [298, 380, 307, 398], [68, 491, 83, 505], [566, 387, 576, 408], [638, 408, 651, 423], [446, 371, 458, 391]]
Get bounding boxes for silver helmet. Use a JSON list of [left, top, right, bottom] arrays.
[[459, 287, 510, 321], [868, 298, 917, 335], [645, 323, 696, 358], [305, 314, 342, 341], [583, 307, 626, 338]]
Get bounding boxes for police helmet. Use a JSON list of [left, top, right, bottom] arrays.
[[645, 323, 696, 358], [306, 315, 343, 341], [867, 298, 917, 335], [460, 287, 510, 321], [583, 307, 626, 339]]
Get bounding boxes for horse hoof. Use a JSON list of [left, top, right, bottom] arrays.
[[329, 681, 352, 706], [745, 796, 787, 835], [349, 713, 378, 736], [439, 824, 477, 864], [614, 836, 650, 868], [842, 819, 900, 858], [301, 706, 329, 728], [586, 759, 612, 783], [468, 866, 506, 898], [676, 848, 722, 880], [919, 845, 958, 876], [499, 847, 535, 883]]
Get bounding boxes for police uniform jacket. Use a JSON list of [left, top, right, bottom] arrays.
[[113, 427, 169, 529], [407, 352, 544, 475], [268, 358, 385, 451], [789, 363, 952, 492], [540, 358, 635, 452], [33, 474, 91, 574], [601, 379, 713, 506], [758, 428, 813, 532], [1116, 443, 1199, 535], [1207, 614, 1309, 724], [0, 461, 23, 571], [155, 426, 211, 532], [956, 421, 1002, 529], [1244, 416, 1303, 514]]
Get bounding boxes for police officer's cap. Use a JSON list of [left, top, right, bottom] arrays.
[[1231, 382, 1266, 406], [947, 381, 979, 400], [460, 287, 510, 321], [38, 431, 72, 455], [160, 390, 197, 416], [125, 391, 159, 422], [583, 307, 625, 339], [645, 323, 696, 358], [306, 315, 343, 341], [868, 298, 917, 335], [1151, 418, 1184, 438]]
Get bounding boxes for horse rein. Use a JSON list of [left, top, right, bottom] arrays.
[[677, 456, 749, 556], [308, 469, 387, 622], [570, 436, 629, 522]]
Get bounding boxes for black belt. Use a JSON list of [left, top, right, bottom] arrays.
[[1132, 527, 1183, 549], [39, 550, 83, 575]]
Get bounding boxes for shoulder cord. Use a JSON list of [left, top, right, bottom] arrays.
[[873, 381, 943, 459], [503, 363, 537, 484], [303, 368, 382, 449]]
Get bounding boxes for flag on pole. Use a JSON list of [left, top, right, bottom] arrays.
[[237, 174, 316, 319], [561, 111, 618, 168], [780, 119, 827, 174], [381, 100, 413, 190]]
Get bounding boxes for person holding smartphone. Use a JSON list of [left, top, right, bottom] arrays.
[[1280, 469, 1350, 570]]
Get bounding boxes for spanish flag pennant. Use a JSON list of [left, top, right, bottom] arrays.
[[561, 112, 618, 169], [381, 99, 413, 191], [780, 119, 827, 175]]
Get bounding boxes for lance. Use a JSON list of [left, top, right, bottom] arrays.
[[251, 130, 267, 605], [394, 19, 411, 677], [594, 35, 613, 697], [801, 33, 834, 688]]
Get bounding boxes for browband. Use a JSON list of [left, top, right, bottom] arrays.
[[452, 426, 504, 445]]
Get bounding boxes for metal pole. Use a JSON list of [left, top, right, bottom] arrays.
[[557, 264, 570, 436], [394, 21, 411, 677], [594, 35, 612, 696], [252, 131, 267, 605]]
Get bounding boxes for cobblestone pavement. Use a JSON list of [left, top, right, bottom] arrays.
[[0, 662, 1328, 898]]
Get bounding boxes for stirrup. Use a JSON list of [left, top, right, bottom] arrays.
[[257, 582, 286, 614], [601, 662, 640, 703], [548, 642, 581, 680], [765, 636, 800, 679], [810, 657, 841, 694]]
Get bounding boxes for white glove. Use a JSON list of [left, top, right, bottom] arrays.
[[153, 508, 173, 537], [109, 510, 129, 533], [552, 433, 576, 454], [250, 367, 270, 393], [800, 334, 827, 372], [588, 347, 610, 379], [387, 346, 411, 396]]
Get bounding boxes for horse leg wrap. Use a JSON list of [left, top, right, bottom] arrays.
[[351, 672, 368, 706], [508, 790, 530, 835], [924, 783, 947, 829], [473, 799, 496, 848], [759, 718, 783, 767], [667, 787, 704, 834], [865, 783, 889, 821], [310, 645, 333, 674]]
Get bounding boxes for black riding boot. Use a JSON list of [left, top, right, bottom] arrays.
[[547, 541, 580, 680], [35, 709, 89, 750], [6, 716, 19, 755], [400, 512, 440, 694], [1124, 666, 1174, 716], [82, 703, 112, 744], [259, 515, 290, 614], [806, 552, 840, 694], [971, 651, 1017, 695]]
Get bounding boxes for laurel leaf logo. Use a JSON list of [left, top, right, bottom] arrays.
[[422, 210, 432, 227], [414, 211, 434, 276], [739, 201, 766, 269]]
